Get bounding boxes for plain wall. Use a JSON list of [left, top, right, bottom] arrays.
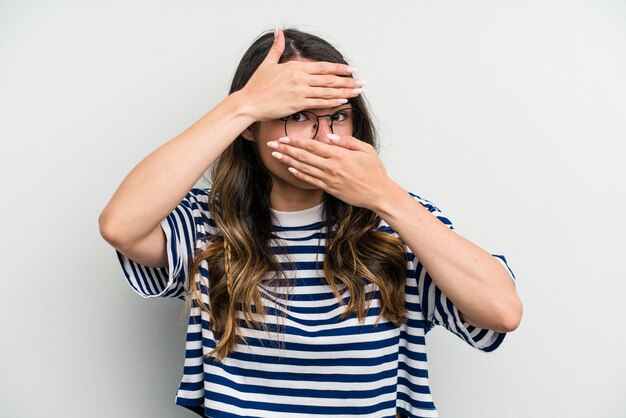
[[1, 0, 625, 417]]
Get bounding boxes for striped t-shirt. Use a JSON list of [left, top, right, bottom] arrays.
[[116, 187, 516, 418]]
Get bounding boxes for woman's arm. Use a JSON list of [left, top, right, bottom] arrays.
[[99, 27, 361, 251], [371, 183, 522, 333], [264, 134, 522, 332], [98, 92, 255, 248]]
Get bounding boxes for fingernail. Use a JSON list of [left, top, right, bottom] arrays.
[[267, 141, 278, 149], [274, 25, 279, 39], [288, 167, 298, 174], [327, 133, 341, 141], [271, 151, 283, 160], [352, 88, 363, 94], [337, 98, 348, 104], [278, 137, 290, 143], [346, 66, 357, 73], [355, 79, 367, 86]]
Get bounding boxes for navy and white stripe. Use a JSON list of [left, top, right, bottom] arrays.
[[116, 188, 516, 418]]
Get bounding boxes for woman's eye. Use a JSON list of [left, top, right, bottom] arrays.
[[288, 112, 309, 122], [331, 111, 349, 122]]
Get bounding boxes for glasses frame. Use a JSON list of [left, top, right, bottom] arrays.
[[279, 106, 362, 139]]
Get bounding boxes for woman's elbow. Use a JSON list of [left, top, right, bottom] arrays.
[[498, 297, 523, 332]]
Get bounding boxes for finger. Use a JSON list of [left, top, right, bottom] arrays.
[[268, 140, 332, 170], [301, 61, 357, 76], [326, 134, 371, 151], [302, 98, 353, 109], [271, 150, 328, 180], [307, 74, 365, 89], [275, 136, 337, 159], [325, 134, 352, 150], [306, 86, 363, 100], [287, 167, 328, 190], [262, 25, 285, 65]]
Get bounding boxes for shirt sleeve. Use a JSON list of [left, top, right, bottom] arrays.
[[407, 192, 516, 352], [115, 187, 210, 301]]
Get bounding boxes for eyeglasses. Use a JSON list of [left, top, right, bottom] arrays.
[[279, 107, 362, 139]]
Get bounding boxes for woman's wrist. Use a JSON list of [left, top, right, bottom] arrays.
[[224, 89, 258, 126], [370, 181, 409, 221]]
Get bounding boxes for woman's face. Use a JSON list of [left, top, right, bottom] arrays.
[[241, 58, 356, 195], [242, 103, 354, 192]]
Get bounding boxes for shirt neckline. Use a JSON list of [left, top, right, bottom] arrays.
[[270, 202, 325, 227]]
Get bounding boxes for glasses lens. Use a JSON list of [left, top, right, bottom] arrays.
[[285, 111, 318, 138], [334, 107, 362, 138], [330, 108, 356, 134]]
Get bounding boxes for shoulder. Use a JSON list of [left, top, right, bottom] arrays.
[[181, 187, 210, 212], [187, 187, 210, 201]]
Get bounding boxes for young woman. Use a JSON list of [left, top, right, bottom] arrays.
[[100, 27, 522, 418]]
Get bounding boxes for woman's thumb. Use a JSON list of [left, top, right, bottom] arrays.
[[262, 25, 285, 65]]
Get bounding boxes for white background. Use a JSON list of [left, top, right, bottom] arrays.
[[1, 1, 625, 417]]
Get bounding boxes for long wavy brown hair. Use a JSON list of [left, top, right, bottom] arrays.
[[188, 28, 408, 362]]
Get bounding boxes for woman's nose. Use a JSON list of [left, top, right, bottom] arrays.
[[314, 118, 333, 142]]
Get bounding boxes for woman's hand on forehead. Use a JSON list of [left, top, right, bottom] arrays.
[[238, 27, 365, 122]]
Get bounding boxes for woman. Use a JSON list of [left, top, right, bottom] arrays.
[[100, 26, 522, 418]]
